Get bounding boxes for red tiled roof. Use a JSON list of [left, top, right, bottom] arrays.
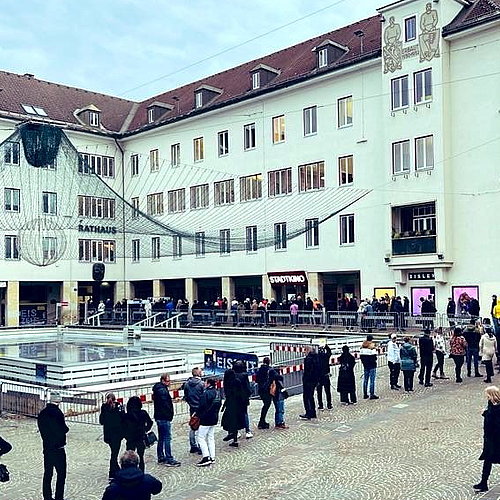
[[0, 71, 136, 133], [443, 0, 500, 35], [126, 15, 382, 134]]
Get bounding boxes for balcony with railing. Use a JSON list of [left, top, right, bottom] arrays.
[[391, 202, 436, 256]]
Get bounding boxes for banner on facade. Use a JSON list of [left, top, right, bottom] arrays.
[[203, 349, 259, 375], [267, 271, 308, 287]]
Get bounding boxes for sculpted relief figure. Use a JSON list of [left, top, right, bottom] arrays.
[[383, 16, 403, 73], [419, 2, 440, 61]]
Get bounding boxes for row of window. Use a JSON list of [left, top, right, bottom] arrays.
[[391, 69, 432, 111], [130, 215, 355, 261], [132, 97, 352, 174], [392, 135, 434, 174], [3, 189, 57, 215], [136, 159, 352, 216], [4, 235, 57, 261]]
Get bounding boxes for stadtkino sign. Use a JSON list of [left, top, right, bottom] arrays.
[[268, 271, 308, 285], [78, 223, 117, 234]]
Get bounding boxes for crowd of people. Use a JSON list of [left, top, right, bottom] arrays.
[[3, 313, 500, 497]]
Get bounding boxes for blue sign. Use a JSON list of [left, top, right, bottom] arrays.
[[203, 349, 259, 376]]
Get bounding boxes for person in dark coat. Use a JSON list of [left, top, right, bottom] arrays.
[[124, 396, 153, 472], [400, 337, 418, 392], [102, 449, 162, 500], [268, 367, 288, 428], [233, 360, 253, 438], [256, 357, 272, 429], [37, 391, 69, 500], [337, 345, 357, 404], [473, 386, 500, 492], [418, 329, 434, 387], [99, 392, 125, 478], [182, 367, 205, 453], [221, 369, 246, 447], [317, 344, 332, 410], [300, 347, 321, 419], [195, 378, 222, 466]]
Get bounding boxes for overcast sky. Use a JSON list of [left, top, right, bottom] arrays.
[[1, 0, 382, 101]]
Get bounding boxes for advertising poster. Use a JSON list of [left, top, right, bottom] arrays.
[[411, 287, 434, 315], [452, 286, 479, 315], [203, 349, 259, 376], [373, 287, 396, 299]]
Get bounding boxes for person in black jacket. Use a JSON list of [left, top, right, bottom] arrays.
[[256, 357, 272, 429], [300, 347, 321, 420], [473, 386, 500, 492], [99, 392, 125, 478], [151, 374, 180, 467], [37, 391, 69, 500], [337, 345, 357, 404], [464, 320, 483, 378], [196, 378, 222, 466], [102, 450, 162, 500], [269, 367, 288, 428], [317, 344, 332, 410], [221, 369, 246, 447], [124, 396, 153, 472], [418, 329, 435, 387]]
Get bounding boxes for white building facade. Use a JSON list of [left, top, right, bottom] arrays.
[[0, 0, 498, 325]]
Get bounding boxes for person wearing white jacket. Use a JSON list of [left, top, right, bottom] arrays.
[[480, 328, 498, 383], [386, 334, 401, 390]]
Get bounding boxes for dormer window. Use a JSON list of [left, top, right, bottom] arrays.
[[89, 111, 100, 127], [318, 49, 328, 68], [252, 72, 261, 90], [194, 85, 223, 109], [250, 64, 280, 91], [75, 105, 102, 128], [313, 40, 349, 69], [147, 101, 174, 123]]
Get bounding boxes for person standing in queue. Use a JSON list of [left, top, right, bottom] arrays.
[[99, 392, 125, 479], [337, 345, 357, 405], [400, 337, 418, 392], [221, 369, 246, 447], [256, 357, 272, 429], [418, 329, 434, 387], [124, 396, 153, 472], [182, 367, 205, 454], [316, 343, 333, 410], [386, 334, 401, 390], [473, 386, 500, 492], [152, 374, 181, 467], [449, 327, 468, 383], [37, 391, 69, 500], [299, 346, 321, 419]]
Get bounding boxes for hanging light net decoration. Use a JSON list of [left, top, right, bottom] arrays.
[[0, 123, 371, 266]]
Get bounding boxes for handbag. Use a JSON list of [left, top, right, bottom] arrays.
[[269, 380, 277, 397], [189, 414, 201, 431], [143, 430, 158, 448], [0, 464, 9, 482]]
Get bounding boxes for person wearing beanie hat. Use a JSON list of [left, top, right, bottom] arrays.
[[37, 391, 69, 500]]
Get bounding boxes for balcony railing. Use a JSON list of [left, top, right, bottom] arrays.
[[391, 235, 436, 255]]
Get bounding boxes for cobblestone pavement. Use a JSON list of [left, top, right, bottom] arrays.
[[1, 361, 499, 500]]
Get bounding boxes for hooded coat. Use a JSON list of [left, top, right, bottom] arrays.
[[337, 352, 356, 393], [479, 402, 500, 463], [102, 467, 162, 500]]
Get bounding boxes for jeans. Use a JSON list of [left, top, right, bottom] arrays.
[[316, 374, 332, 408], [126, 439, 146, 471], [274, 398, 285, 425], [156, 419, 173, 463], [189, 408, 199, 448], [43, 448, 66, 500], [244, 411, 251, 432], [106, 436, 122, 477], [363, 368, 377, 396], [433, 351, 445, 376], [258, 389, 272, 425], [418, 356, 433, 385], [302, 381, 317, 418], [452, 354, 465, 381], [403, 370, 415, 391], [466, 347, 481, 375], [388, 361, 401, 387], [484, 360, 494, 381], [197, 425, 215, 459]]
